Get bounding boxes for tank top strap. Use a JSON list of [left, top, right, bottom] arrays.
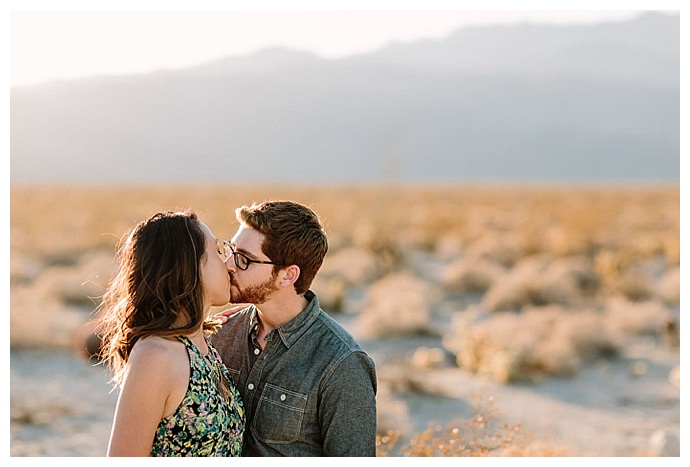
[[175, 335, 194, 351], [175, 335, 207, 364]]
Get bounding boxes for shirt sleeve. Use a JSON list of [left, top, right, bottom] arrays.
[[319, 351, 378, 456]]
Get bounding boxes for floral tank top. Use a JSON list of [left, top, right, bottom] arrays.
[[150, 335, 245, 456]]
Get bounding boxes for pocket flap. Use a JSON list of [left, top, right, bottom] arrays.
[[261, 383, 307, 412]]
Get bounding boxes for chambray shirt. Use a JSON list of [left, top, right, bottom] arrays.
[[212, 291, 378, 456]]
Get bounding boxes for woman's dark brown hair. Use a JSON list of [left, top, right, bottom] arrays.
[[97, 210, 219, 386]]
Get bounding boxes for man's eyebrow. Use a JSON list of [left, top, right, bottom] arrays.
[[235, 246, 259, 259]]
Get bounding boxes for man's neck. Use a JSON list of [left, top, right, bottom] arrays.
[[256, 293, 309, 336]]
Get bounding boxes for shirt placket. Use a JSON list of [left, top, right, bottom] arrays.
[[244, 328, 276, 416]]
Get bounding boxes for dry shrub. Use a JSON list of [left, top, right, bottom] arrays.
[[10, 253, 46, 286], [351, 224, 404, 271], [375, 431, 401, 457], [464, 232, 525, 267], [318, 247, 381, 287], [310, 275, 347, 311], [604, 297, 675, 338], [594, 249, 633, 292], [441, 257, 506, 294], [542, 225, 593, 257], [356, 272, 441, 338], [443, 306, 620, 382], [434, 231, 464, 260], [442, 309, 530, 383], [377, 390, 574, 456], [656, 266, 679, 306], [30, 251, 116, 308], [375, 364, 441, 396], [409, 346, 450, 370], [10, 250, 116, 349], [594, 251, 668, 302], [627, 232, 667, 258], [10, 285, 88, 349], [10, 184, 679, 354], [482, 255, 598, 312], [617, 269, 655, 302], [312, 246, 385, 311], [661, 232, 680, 265], [668, 365, 680, 389]]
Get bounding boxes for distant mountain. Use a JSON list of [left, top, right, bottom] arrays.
[[10, 11, 679, 183]]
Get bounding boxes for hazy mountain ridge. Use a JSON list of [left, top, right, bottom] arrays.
[[10, 12, 679, 183]]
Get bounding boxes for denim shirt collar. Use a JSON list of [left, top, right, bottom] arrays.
[[249, 290, 321, 349]]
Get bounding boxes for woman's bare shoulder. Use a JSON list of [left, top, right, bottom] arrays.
[[128, 336, 187, 372]]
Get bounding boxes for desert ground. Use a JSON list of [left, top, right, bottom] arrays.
[[9, 184, 681, 457]]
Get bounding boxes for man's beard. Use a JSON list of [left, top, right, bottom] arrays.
[[230, 273, 279, 305]]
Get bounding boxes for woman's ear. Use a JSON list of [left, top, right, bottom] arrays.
[[279, 265, 301, 287]]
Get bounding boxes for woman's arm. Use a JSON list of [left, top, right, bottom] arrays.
[[107, 338, 184, 456]]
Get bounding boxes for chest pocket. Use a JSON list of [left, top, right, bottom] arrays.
[[253, 383, 308, 444]]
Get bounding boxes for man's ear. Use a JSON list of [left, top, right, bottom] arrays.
[[279, 265, 301, 287]]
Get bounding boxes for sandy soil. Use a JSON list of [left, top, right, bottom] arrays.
[[10, 348, 117, 456], [365, 334, 680, 456]]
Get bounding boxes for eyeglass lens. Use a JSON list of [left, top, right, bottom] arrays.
[[223, 241, 250, 270], [235, 251, 249, 270]]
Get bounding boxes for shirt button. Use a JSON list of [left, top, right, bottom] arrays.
[[248, 383, 255, 390], [254, 348, 260, 355], [280, 394, 287, 401]]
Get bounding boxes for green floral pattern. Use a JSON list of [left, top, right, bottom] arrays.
[[150, 336, 245, 456]]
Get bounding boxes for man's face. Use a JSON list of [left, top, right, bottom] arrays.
[[226, 224, 280, 305]]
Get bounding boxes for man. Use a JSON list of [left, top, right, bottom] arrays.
[[212, 200, 378, 456]]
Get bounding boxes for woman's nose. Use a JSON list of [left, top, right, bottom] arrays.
[[224, 256, 235, 271]]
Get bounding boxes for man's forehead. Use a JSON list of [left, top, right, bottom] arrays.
[[231, 224, 264, 249]]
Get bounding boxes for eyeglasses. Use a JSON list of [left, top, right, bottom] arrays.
[[220, 240, 286, 271]]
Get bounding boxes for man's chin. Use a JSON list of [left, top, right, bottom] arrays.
[[229, 285, 240, 303]]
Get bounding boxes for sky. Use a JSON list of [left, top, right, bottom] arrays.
[[8, 1, 680, 87]]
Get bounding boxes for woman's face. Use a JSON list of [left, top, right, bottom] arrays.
[[199, 222, 232, 311]]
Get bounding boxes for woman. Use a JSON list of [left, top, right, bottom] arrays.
[[97, 210, 244, 456]]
